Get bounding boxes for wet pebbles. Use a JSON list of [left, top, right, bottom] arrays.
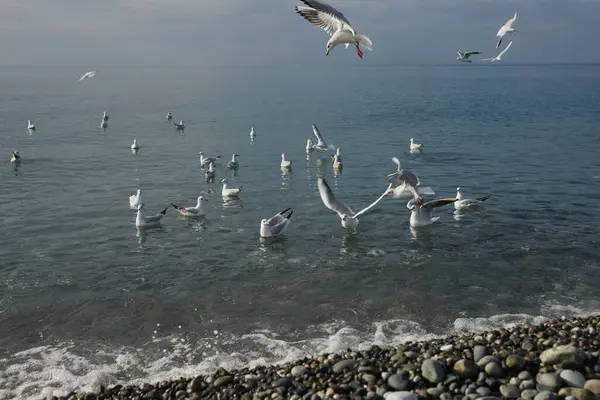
[[46, 315, 600, 400]]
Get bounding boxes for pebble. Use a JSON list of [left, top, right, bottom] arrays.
[[473, 345, 487, 362], [521, 389, 538, 400], [534, 391, 557, 400], [421, 359, 445, 384], [583, 379, 600, 395], [476, 355, 500, 368], [332, 359, 356, 374], [383, 392, 418, 400], [453, 359, 479, 378], [476, 386, 491, 397], [559, 370, 586, 388], [484, 362, 504, 378], [557, 388, 594, 400], [213, 375, 233, 388], [519, 371, 533, 380], [500, 384, 520, 399], [536, 373, 562, 392], [291, 366, 307, 377], [540, 345, 586, 367]]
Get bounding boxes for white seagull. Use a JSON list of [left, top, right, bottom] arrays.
[[310, 124, 335, 152], [166, 112, 172, 120], [386, 157, 434, 199], [250, 127, 256, 138], [131, 139, 139, 150], [317, 177, 391, 230], [260, 208, 294, 238], [410, 137, 423, 151], [10, 151, 21, 164], [174, 120, 185, 130], [332, 148, 343, 170], [199, 152, 221, 168], [221, 179, 243, 198], [496, 13, 517, 48], [205, 162, 216, 182], [171, 196, 207, 217], [100, 120, 107, 129], [280, 153, 292, 170], [407, 197, 457, 228], [102, 111, 109, 122], [129, 189, 144, 210], [456, 51, 481, 63], [77, 71, 96, 82], [226, 154, 240, 169], [455, 187, 492, 211], [27, 120, 36, 131], [305, 139, 314, 154], [136, 204, 168, 228], [295, 0, 373, 59], [482, 41, 513, 63]]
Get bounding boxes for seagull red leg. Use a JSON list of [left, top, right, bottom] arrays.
[[355, 43, 363, 59]]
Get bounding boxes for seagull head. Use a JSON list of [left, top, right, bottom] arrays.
[[137, 204, 144, 210], [456, 187, 462, 193], [325, 40, 336, 56], [198, 195, 207, 203], [220, 179, 228, 184]]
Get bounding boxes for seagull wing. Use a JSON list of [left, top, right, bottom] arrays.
[[423, 198, 457, 210], [295, 0, 355, 36], [457, 52, 464, 58], [312, 124, 327, 147], [317, 177, 354, 217], [391, 156, 401, 172], [464, 51, 481, 58], [497, 41, 513, 58], [352, 183, 393, 219]]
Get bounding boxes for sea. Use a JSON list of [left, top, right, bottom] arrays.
[[1, 64, 599, 399]]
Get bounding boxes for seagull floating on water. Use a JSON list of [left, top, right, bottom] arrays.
[[331, 148, 343, 170], [221, 179, 243, 198], [171, 196, 207, 217], [496, 12, 517, 48], [317, 177, 391, 230], [174, 120, 185, 130], [166, 112, 172, 120], [205, 162, 216, 183], [456, 51, 481, 63], [482, 41, 513, 63], [10, 151, 21, 164], [129, 189, 144, 210], [260, 208, 294, 238], [305, 139, 314, 154], [407, 197, 457, 228], [77, 71, 96, 82], [226, 154, 240, 170], [102, 111, 109, 122], [100, 120, 107, 129], [454, 187, 492, 211], [199, 152, 221, 168], [27, 120, 35, 131], [131, 139, 139, 150], [410, 137, 423, 151], [250, 127, 256, 138], [280, 153, 292, 170], [136, 204, 167, 228], [386, 157, 434, 199], [295, 0, 373, 59]]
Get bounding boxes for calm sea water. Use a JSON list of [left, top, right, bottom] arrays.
[[1, 64, 600, 399]]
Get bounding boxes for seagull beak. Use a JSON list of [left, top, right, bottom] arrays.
[[326, 49, 330, 56]]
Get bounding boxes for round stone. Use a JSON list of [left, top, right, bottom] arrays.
[[383, 391, 418, 400], [421, 359, 445, 384], [387, 374, 410, 391], [291, 366, 308, 377], [333, 359, 357, 374], [536, 373, 562, 392], [519, 371, 533, 380], [484, 362, 505, 378], [476, 387, 491, 397], [473, 345, 487, 363], [559, 370, 586, 388], [534, 392, 557, 400], [453, 359, 479, 379], [213, 376, 233, 388], [476, 355, 500, 368], [506, 354, 526, 370], [500, 384, 520, 399], [521, 389, 538, 400], [583, 379, 600, 395]]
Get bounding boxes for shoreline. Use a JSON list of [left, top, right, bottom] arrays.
[[44, 315, 600, 400]]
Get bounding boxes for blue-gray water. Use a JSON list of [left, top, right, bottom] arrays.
[[1, 65, 600, 399]]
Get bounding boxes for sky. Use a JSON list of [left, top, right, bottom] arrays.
[[0, 0, 599, 66]]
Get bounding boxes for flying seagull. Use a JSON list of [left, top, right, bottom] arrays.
[[294, 0, 373, 59], [496, 13, 517, 48], [482, 41, 513, 63], [77, 71, 96, 82], [456, 51, 481, 63]]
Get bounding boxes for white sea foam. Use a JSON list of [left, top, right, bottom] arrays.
[[1, 302, 599, 400]]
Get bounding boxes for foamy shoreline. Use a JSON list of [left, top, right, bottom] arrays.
[[40, 315, 600, 400]]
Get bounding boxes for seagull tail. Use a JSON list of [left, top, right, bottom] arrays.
[[476, 195, 492, 202], [356, 34, 373, 51], [417, 187, 436, 196], [160, 207, 168, 215], [286, 210, 293, 219]]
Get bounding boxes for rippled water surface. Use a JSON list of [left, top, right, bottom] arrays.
[[1, 65, 600, 399]]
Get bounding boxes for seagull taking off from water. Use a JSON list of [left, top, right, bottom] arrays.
[[310, 124, 335, 152], [386, 157, 435, 199], [407, 197, 457, 228], [456, 51, 481, 63], [77, 71, 96, 82], [260, 208, 294, 238], [454, 187, 492, 211], [482, 41, 513, 63], [496, 13, 517, 48], [317, 177, 391, 231], [294, 0, 373, 59]]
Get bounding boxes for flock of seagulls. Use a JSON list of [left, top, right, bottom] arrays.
[[10, 0, 499, 240]]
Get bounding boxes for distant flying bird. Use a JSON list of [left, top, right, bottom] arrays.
[[456, 51, 481, 63], [482, 41, 513, 63], [496, 13, 517, 48], [294, 0, 373, 59], [77, 71, 96, 82]]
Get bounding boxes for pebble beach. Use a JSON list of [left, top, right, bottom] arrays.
[[44, 315, 600, 400]]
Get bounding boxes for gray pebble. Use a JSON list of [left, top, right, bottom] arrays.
[[383, 392, 418, 400], [362, 374, 377, 384], [520, 379, 536, 390], [509, 377, 521, 386], [333, 359, 357, 374], [534, 393, 557, 400], [291, 366, 307, 377], [536, 373, 562, 392], [213, 376, 233, 388], [422, 359, 445, 384], [453, 359, 479, 379], [473, 345, 487, 363], [521, 389, 538, 400], [387, 374, 410, 391], [484, 362, 505, 378], [519, 371, 533, 380], [476, 387, 491, 397], [500, 384, 520, 399], [506, 354, 526, 370], [477, 355, 500, 368], [559, 370, 586, 388]]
